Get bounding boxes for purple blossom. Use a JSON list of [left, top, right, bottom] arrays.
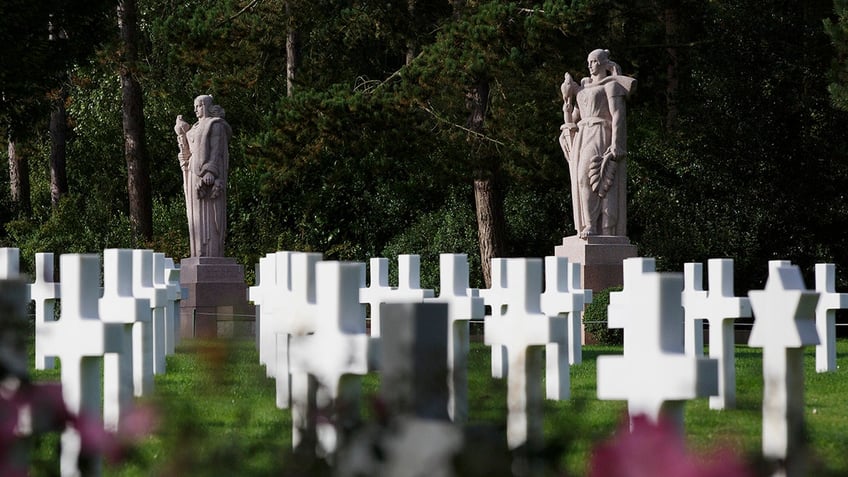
[[589, 415, 753, 477]]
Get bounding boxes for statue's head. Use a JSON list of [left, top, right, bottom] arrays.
[[193, 95, 225, 119], [587, 49, 620, 77]]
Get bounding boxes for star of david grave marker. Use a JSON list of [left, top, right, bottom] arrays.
[[748, 260, 818, 477]]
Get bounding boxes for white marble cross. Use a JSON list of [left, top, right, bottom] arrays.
[[684, 259, 752, 410], [289, 261, 376, 456], [153, 253, 178, 356], [359, 255, 434, 337], [249, 253, 276, 361], [483, 258, 566, 450], [132, 249, 168, 375], [31, 252, 61, 370], [682, 262, 707, 357], [99, 249, 152, 430], [597, 257, 718, 431], [477, 258, 509, 379], [814, 263, 848, 373], [273, 252, 322, 410], [748, 260, 818, 475], [37, 254, 124, 477], [540, 256, 592, 400], [164, 257, 184, 348], [426, 253, 484, 423]]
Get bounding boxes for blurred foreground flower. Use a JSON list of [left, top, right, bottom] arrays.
[[1, 378, 159, 473], [589, 415, 753, 477]]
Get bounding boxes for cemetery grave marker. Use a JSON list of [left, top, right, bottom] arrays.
[[31, 252, 61, 370], [359, 255, 434, 338], [477, 258, 509, 379], [426, 253, 484, 422], [597, 257, 718, 431], [153, 252, 179, 356], [272, 252, 322, 410], [132, 250, 168, 375], [249, 253, 276, 360], [748, 260, 819, 477], [289, 261, 376, 456], [483, 258, 567, 450], [813, 263, 848, 373], [682, 262, 707, 357], [338, 303, 466, 477], [0, 276, 79, 477], [380, 302, 450, 419], [683, 259, 752, 410], [99, 249, 152, 430], [37, 254, 124, 477], [165, 257, 185, 348], [540, 256, 592, 400]]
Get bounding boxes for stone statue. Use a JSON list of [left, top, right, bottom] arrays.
[[175, 95, 232, 257], [559, 49, 636, 239]]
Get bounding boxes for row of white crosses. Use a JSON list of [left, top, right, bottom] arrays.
[[601, 257, 824, 477], [682, 259, 848, 412], [0, 247, 183, 477], [250, 249, 845, 471], [249, 251, 591, 457]]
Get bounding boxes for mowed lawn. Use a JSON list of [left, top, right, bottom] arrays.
[[27, 336, 848, 476]]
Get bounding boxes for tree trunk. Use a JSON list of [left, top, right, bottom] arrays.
[[285, 2, 299, 97], [406, 0, 417, 64], [467, 77, 505, 288], [118, 0, 153, 241], [8, 137, 31, 214], [664, 3, 680, 130], [473, 176, 505, 288], [49, 92, 69, 207]]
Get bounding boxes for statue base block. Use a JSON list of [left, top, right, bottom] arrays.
[[179, 257, 255, 339], [555, 235, 638, 343]]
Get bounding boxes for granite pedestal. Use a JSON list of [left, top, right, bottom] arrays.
[[179, 257, 255, 339], [554, 235, 638, 342]]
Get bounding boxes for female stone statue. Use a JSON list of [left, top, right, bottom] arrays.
[[559, 49, 636, 239], [175, 95, 232, 257]]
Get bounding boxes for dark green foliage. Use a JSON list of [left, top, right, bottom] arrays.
[[6, 193, 135, 274], [2, 0, 848, 295], [583, 286, 623, 346], [381, 187, 482, 290]]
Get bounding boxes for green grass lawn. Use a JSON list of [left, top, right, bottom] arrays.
[[27, 337, 848, 476]]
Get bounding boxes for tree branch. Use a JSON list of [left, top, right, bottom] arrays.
[[218, 0, 263, 26], [419, 103, 505, 146]]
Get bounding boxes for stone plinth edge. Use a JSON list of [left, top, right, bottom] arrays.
[[554, 235, 638, 344], [179, 256, 255, 339]]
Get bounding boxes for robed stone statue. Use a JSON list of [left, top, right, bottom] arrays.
[[559, 49, 636, 239], [175, 95, 232, 257]]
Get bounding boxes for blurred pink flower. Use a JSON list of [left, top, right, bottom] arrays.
[[589, 415, 752, 477]]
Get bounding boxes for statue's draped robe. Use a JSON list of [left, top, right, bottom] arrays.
[[563, 75, 635, 237], [186, 116, 231, 257]]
